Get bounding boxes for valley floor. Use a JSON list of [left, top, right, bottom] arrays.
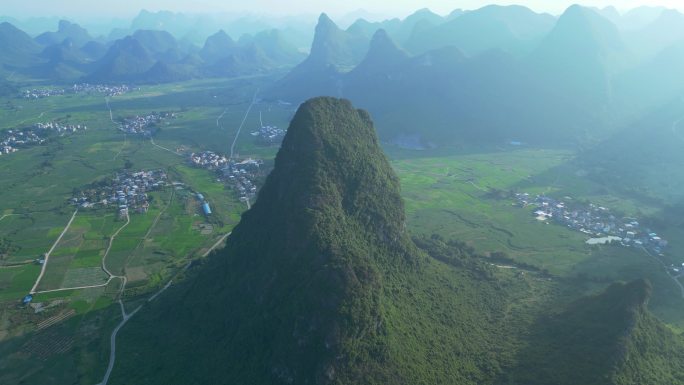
[[0, 78, 683, 383]]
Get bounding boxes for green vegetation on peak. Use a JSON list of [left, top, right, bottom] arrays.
[[254, 97, 415, 256], [529, 4, 628, 109], [87, 36, 156, 81], [111, 97, 419, 384], [510, 280, 684, 385]]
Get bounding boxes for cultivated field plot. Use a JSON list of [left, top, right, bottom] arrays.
[[393, 148, 589, 272], [0, 212, 72, 263], [34, 214, 115, 292], [0, 264, 40, 302], [122, 188, 222, 287]]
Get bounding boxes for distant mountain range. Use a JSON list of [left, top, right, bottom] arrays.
[[269, 5, 684, 146], [0, 18, 305, 84], [2, 5, 684, 147], [404, 5, 555, 56]]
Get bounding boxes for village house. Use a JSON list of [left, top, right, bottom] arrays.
[[514, 192, 668, 256], [72, 169, 167, 216]]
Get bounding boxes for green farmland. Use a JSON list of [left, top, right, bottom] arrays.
[[0, 76, 289, 355], [392, 146, 684, 329]]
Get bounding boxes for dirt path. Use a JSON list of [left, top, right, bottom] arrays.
[[202, 231, 231, 258], [0, 213, 19, 222], [34, 281, 113, 294], [105, 97, 114, 124], [112, 134, 127, 161], [29, 210, 78, 294], [150, 137, 181, 157], [18, 111, 46, 126], [102, 214, 131, 279], [468, 180, 489, 192], [216, 108, 229, 129], [229, 88, 259, 159], [106, 96, 128, 161]]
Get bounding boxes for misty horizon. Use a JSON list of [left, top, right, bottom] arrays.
[[2, 0, 684, 21]]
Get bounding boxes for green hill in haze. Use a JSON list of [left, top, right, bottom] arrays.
[[625, 9, 684, 61], [271, 14, 371, 101], [270, 8, 630, 146], [528, 5, 629, 111], [131, 29, 181, 58], [577, 98, 684, 205], [200, 29, 304, 77], [299, 13, 369, 70], [509, 280, 684, 385], [616, 40, 684, 114], [0, 77, 16, 96], [199, 30, 236, 62], [0, 22, 41, 70], [347, 8, 445, 46], [87, 26, 301, 83], [32, 38, 89, 79], [34, 20, 93, 48], [87, 36, 157, 82]]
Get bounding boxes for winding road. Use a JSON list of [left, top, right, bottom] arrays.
[[98, 299, 141, 385], [97, 222, 232, 385]]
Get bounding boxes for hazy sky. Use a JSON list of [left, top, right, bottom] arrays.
[[2, 0, 683, 19]]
